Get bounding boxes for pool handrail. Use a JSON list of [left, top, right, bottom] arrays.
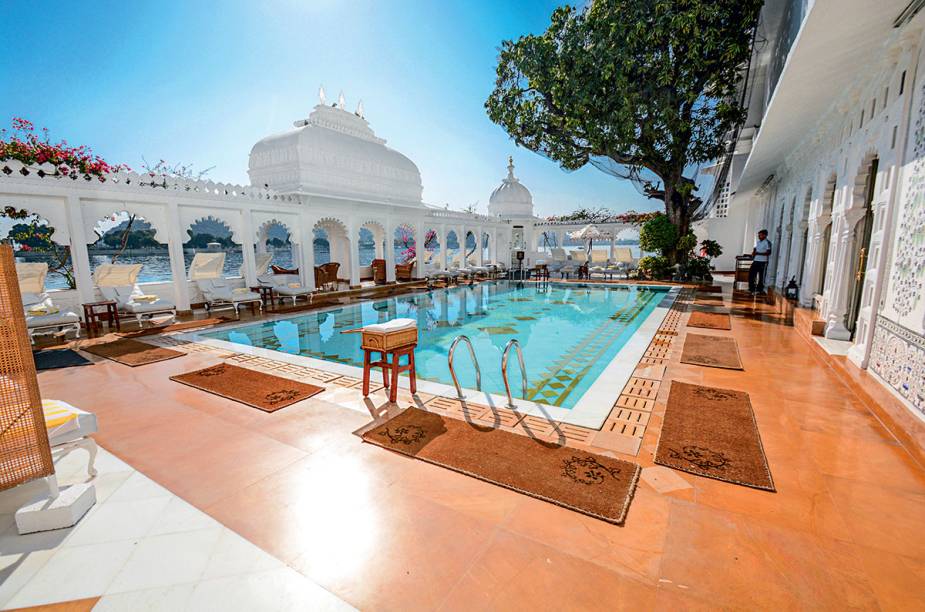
[[502, 338, 527, 409], [448, 335, 481, 399]]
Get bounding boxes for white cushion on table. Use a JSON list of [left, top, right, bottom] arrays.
[[363, 318, 416, 333]]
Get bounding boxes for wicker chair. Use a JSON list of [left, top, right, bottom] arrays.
[[371, 259, 387, 284], [314, 262, 341, 291], [395, 262, 415, 282]]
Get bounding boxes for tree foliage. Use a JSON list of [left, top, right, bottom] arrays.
[[639, 214, 678, 255], [486, 0, 761, 247]]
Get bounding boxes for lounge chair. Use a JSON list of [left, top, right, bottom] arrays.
[[16, 263, 82, 343], [190, 252, 262, 316], [396, 260, 415, 282], [371, 259, 387, 284], [314, 262, 342, 291], [94, 263, 177, 327], [256, 253, 314, 306], [588, 250, 613, 280], [613, 247, 637, 273], [43, 399, 98, 477]]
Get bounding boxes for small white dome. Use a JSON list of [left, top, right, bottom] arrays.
[[489, 157, 533, 218], [248, 103, 423, 204]]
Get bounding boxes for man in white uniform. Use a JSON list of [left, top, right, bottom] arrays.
[[749, 229, 772, 293]]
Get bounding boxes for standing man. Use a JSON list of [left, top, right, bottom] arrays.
[[749, 229, 772, 293]]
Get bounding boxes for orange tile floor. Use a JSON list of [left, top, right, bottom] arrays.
[[35, 289, 925, 610]]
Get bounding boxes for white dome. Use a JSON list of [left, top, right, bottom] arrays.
[[489, 157, 533, 218], [248, 103, 423, 204]]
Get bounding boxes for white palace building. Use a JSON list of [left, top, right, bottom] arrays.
[[696, 0, 925, 424]]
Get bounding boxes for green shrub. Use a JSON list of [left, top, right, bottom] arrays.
[[638, 255, 671, 279], [683, 255, 712, 279], [639, 214, 678, 255]]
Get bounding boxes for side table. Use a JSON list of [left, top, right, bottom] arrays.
[[82, 300, 120, 336]]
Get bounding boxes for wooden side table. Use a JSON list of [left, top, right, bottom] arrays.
[[255, 285, 275, 309], [362, 343, 417, 403], [82, 300, 120, 336]]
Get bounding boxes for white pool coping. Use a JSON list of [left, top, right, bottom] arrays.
[[183, 282, 679, 429]]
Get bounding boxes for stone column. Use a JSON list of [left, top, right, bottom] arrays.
[[824, 206, 867, 340], [476, 227, 484, 266], [165, 202, 191, 311], [414, 220, 425, 277], [439, 224, 448, 269], [609, 232, 616, 260], [347, 217, 360, 287], [298, 214, 317, 291], [385, 218, 396, 282], [239, 209, 258, 287], [458, 224, 466, 266], [64, 194, 95, 307]]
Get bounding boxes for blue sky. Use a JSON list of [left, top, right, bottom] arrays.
[[1, 0, 664, 218]]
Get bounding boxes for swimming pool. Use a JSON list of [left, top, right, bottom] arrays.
[[195, 281, 677, 427]]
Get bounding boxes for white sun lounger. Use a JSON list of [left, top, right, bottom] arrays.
[[190, 252, 263, 315], [16, 263, 81, 342], [94, 263, 177, 326]]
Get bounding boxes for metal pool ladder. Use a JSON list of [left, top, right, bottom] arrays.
[[502, 339, 527, 409], [448, 335, 481, 399]]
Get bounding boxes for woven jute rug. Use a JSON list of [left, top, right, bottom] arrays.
[[117, 317, 231, 338], [687, 311, 732, 330], [655, 381, 775, 491], [362, 407, 640, 524], [33, 349, 93, 371], [170, 363, 323, 412], [680, 333, 743, 370], [82, 339, 184, 367]]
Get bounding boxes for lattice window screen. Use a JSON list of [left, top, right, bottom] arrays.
[[0, 244, 53, 491]]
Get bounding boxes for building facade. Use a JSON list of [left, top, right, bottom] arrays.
[[700, 0, 925, 419]]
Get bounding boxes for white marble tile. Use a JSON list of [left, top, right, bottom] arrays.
[[107, 527, 222, 594], [147, 496, 219, 537], [0, 547, 56, 608], [201, 529, 284, 580], [5, 540, 136, 608], [186, 567, 354, 612], [67, 496, 171, 547], [94, 583, 196, 611], [107, 471, 173, 503]]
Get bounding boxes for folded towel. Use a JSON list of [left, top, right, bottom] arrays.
[[132, 294, 159, 302], [42, 399, 79, 438], [363, 318, 417, 333], [28, 305, 59, 315], [287, 283, 302, 289], [232, 287, 254, 296]]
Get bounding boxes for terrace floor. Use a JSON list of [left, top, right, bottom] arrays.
[[2, 279, 925, 610]]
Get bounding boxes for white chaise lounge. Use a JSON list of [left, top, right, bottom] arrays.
[[16, 262, 81, 343], [190, 252, 263, 316], [43, 399, 98, 477], [255, 252, 314, 306], [94, 263, 177, 327]]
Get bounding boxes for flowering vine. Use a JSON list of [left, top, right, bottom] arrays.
[[0, 117, 129, 181]]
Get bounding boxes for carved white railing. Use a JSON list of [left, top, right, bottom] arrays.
[[0, 160, 299, 203]]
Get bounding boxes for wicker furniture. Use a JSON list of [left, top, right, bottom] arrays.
[[0, 245, 54, 492], [371, 259, 387, 284], [395, 262, 414, 282], [314, 262, 341, 291], [360, 320, 418, 403]]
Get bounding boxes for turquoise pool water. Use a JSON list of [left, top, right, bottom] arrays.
[[201, 281, 670, 408]]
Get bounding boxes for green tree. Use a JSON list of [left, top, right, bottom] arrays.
[[639, 214, 678, 255], [486, 0, 761, 260]]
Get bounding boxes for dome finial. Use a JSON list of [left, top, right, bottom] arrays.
[[319, 85, 327, 105], [356, 99, 365, 118], [507, 156, 515, 180], [337, 91, 346, 109]]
